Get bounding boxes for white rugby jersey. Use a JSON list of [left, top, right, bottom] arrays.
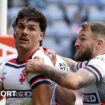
[[75, 54, 105, 105], [0, 47, 70, 105]]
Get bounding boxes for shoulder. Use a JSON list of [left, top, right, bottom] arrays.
[[89, 54, 105, 65], [84, 54, 105, 79], [32, 47, 54, 66], [32, 47, 49, 58], [55, 55, 70, 72], [95, 54, 105, 62]]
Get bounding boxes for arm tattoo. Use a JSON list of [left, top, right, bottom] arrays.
[[70, 63, 77, 71], [41, 64, 96, 89], [42, 65, 68, 87], [78, 68, 96, 88]]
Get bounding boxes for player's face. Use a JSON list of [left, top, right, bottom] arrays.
[[74, 26, 97, 61], [14, 19, 44, 51]]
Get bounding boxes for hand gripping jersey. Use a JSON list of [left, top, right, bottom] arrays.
[[75, 54, 105, 105], [0, 47, 70, 105]]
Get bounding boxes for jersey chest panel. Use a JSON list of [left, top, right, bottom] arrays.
[[3, 64, 30, 90]]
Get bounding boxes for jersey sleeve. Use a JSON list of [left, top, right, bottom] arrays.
[[75, 61, 89, 70], [27, 50, 54, 89], [83, 58, 105, 82]]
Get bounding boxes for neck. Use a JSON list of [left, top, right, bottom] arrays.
[[17, 47, 39, 62]]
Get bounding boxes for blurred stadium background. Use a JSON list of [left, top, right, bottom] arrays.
[[1, 0, 105, 104]]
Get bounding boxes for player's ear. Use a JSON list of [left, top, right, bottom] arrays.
[[98, 39, 103, 46], [41, 32, 45, 38], [40, 32, 45, 41], [96, 38, 104, 50]]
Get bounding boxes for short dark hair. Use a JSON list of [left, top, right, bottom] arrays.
[[81, 21, 105, 38], [13, 6, 47, 32], [12, 6, 47, 45]]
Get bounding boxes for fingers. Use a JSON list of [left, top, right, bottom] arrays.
[[48, 49, 56, 59], [25, 57, 44, 73], [25, 60, 36, 73], [32, 56, 44, 63], [45, 49, 57, 66]]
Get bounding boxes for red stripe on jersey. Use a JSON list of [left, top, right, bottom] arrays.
[[8, 48, 40, 64], [9, 58, 17, 64], [39, 47, 49, 55], [29, 75, 50, 86], [43, 47, 48, 52]]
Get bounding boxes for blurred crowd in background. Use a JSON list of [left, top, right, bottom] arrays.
[[7, 0, 105, 104], [7, 0, 105, 58]]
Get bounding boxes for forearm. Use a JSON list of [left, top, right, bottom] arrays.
[[26, 59, 97, 90], [40, 64, 81, 90], [39, 64, 96, 90]]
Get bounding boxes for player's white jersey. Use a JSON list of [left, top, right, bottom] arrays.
[[0, 47, 70, 105], [76, 54, 105, 105]]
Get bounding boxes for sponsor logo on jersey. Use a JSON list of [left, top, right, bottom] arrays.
[[83, 93, 99, 104], [59, 63, 69, 71], [0, 90, 32, 98]]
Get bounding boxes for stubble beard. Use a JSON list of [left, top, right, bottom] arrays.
[[74, 48, 93, 61]]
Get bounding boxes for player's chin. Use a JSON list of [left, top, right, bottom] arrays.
[[74, 54, 81, 61]]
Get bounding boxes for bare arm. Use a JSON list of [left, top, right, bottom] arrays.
[[28, 56, 56, 105], [39, 66, 96, 89], [56, 85, 76, 105], [32, 84, 52, 105], [26, 59, 96, 90]]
